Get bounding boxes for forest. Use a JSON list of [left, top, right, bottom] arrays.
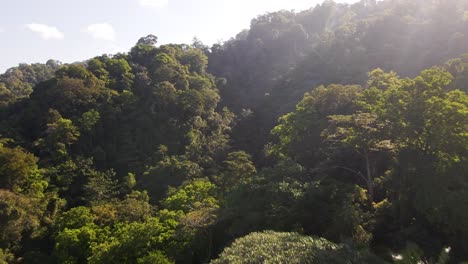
[[0, 0, 467, 263]]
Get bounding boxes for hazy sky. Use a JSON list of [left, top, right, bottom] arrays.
[[0, 0, 359, 72]]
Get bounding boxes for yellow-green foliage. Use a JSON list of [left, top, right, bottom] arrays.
[[212, 231, 384, 264]]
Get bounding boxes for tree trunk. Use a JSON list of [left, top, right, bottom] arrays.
[[365, 153, 374, 205]]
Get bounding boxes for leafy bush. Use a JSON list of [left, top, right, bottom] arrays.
[[211, 231, 385, 264]]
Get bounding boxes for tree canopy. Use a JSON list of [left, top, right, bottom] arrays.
[[0, 0, 468, 263]]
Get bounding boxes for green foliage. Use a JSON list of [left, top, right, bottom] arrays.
[[163, 178, 219, 214], [112, 191, 153, 222], [271, 66, 468, 260], [34, 109, 80, 162], [1, 1, 468, 261], [211, 0, 468, 159], [79, 109, 100, 132], [217, 151, 256, 190], [136, 35, 158, 46], [89, 191, 153, 225], [272, 84, 363, 166], [0, 190, 47, 250], [53, 202, 180, 263], [141, 155, 203, 202], [56, 64, 93, 80], [83, 169, 119, 204], [222, 159, 307, 236], [0, 248, 14, 264], [211, 231, 384, 264], [0, 61, 61, 104], [105, 58, 135, 92], [87, 215, 179, 264], [0, 141, 46, 196], [54, 223, 103, 264], [0, 83, 15, 107], [323, 112, 394, 203], [55, 207, 95, 231], [45, 158, 98, 205], [137, 251, 173, 264]]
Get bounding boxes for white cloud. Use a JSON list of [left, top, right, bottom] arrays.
[[26, 24, 64, 40], [139, 0, 168, 8], [86, 23, 115, 41]]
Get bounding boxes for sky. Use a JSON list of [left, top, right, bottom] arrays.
[[0, 0, 359, 73]]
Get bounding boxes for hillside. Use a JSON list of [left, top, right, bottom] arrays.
[[0, 0, 467, 263]]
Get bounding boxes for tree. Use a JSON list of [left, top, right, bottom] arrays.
[[105, 58, 135, 92], [0, 139, 46, 196], [0, 61, 60, 102], [137, 251, 173, 264], [87, 214, 180, 264], [1, 5, 468, 261], [212, 231, 384, 264], [34, 109, 80, 162], [217, 151, 256, 190], [272, 84, 363, 167], [0, 190, 46, 251], [162, 178, 219, 214], [53, 223, 102, 264], [55, 206, 95, 231], [0, 83, 15, 107], [78, 109, 100, 132], [136, 35, 158, 46], [53, 204, 178, 264], [323, 112, 394, 204], [83, 169, 119, 204]]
